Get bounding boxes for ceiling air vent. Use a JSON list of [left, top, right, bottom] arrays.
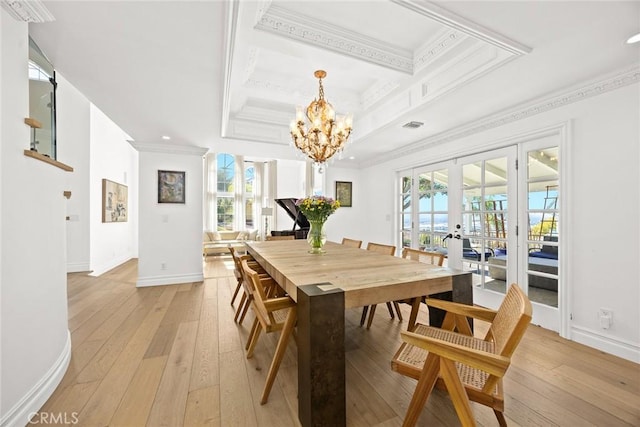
[[402, 121, 424, 129]]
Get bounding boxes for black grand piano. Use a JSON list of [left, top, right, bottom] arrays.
[[272, 198, 309, 239]]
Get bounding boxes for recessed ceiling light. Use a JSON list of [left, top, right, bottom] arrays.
[[349, 156, 355, 160], [161, 135, 171, 140], [626, 32, 640, 44]]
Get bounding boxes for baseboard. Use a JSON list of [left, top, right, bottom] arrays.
[[66, 261, 90, 273], [136, 272, 204, 287], [571, 325, 640, 363], [89, 254, 133, 277], [0, 330, 71, 427]]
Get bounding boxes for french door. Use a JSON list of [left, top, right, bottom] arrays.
[[398, 142, 560, 331]]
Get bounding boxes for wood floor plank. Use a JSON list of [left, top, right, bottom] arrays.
[[147, 321, 199, 427], [109, 355, 168, 427], [184, 386, 221, 427], [219, 349, 258, 427], [189, 285, 220, 391], [75, 286, 178, 426]]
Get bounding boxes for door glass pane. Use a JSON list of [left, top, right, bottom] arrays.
[[461, 157, 509, 293], [399, 173, 412, 249], [526, 147, 559, 307]]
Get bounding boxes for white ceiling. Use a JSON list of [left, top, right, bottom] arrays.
[[28, 1, 640, 167]]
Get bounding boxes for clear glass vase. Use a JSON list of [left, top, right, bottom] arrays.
[[307, 219, 327, 254]]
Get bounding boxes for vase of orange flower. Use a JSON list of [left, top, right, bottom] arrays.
[[296, 196, 340, 254]]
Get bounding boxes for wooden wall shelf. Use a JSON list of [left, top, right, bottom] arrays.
[[24, 117, 42, 128], [24, 150, 73, 172]]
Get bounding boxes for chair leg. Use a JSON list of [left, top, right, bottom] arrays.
[[246, 323, 262, 359], [493, 410, 507, 427], [261, 307, 297, 405], [407, 298, 421, 331], [360, 306, 370, 326], [234, 293, 247, 322], [238, 296, 252, 324], [366, 304, 378, 329], [393, 301, 403, 322], [231, 279, 242, 306], [440, 358, 476, 427], [246, 317, 259, 351], [402, 353, 441, 427], [386, 302, 395, 319]]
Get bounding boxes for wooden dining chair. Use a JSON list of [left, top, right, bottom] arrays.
[[229, 247, 267, 324], [241, 259, 297, 405], [401, 247, 446, 331], [360, 242, 400, 329], [341, 237, 363, 248], [391, 283, 532, 427], [265, 235, 295, 241]]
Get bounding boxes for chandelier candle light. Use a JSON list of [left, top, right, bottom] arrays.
[[290, 70, 353, 166], [296, 196, 340, 254]]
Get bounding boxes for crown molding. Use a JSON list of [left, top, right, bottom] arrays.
[[414, 29, 466, 73], [129, 141, 209, 156], [360, 66, 640, 168], [392, 0, 531, 55], [1, 0, 54, 22], [255, 4, 414, 74]]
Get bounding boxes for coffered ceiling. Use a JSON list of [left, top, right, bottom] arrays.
[[27, 1, 640, 167]]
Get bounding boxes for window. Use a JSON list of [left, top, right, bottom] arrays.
[[28, 37, 57, 158], [245, 163, 255, 228], [217, 154, 234, 230]]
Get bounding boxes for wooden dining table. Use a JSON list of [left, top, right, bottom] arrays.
[[245, 240, 472, 427]]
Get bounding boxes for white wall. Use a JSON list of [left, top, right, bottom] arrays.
[[1, 10, 71, 426], [355, 81, 640, 362], [57, 74, 91, 273], [89, 105, 138, 276], [324, 166, 367, 245], [134, 143, 207, 287]]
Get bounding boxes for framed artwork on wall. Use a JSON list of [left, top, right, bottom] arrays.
[[335, 181, 352, 207], [102, 179, 128, 222], [158, 170, 186, 204]]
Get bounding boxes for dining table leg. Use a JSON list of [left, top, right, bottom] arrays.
[[297, 283, 346, 427]]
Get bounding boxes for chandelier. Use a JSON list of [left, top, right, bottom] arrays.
[[290, 70, 353, 165]]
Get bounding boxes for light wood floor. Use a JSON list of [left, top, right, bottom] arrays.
[[33, 256, 639, 426]]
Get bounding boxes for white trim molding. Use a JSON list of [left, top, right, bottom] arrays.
[[0, 331, 71, 427], [128, 141, 209, 156], [571, 325, 640, 363], [1, 0, 54, 22], [137, 272, 204, 288], [66, 261, 91, 274]]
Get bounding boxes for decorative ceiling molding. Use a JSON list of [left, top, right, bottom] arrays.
[[128, 141, 209, 156], [392, 0, 531, 55], [362, 80, 400, 110], [1, 0, 54, 22], [414, 29, 465, 73], [360, 66, 640, 168], [255, 4, 414, 74]]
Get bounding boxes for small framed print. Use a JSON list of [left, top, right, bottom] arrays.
[[335, 181, 352, 207], [102, 179, 128, 222], [158, 170, 186, 204]]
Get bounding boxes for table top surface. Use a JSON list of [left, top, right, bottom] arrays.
[[246, 240, 469, 308]]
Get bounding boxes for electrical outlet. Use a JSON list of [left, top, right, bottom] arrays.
[[598, 308, 613, 329], [161, 262, 167, 270]]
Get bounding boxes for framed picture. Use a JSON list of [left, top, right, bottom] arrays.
[[335, 181, 352, 207], [158, 170, 186, 204], [102, 179, 128, 223]]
